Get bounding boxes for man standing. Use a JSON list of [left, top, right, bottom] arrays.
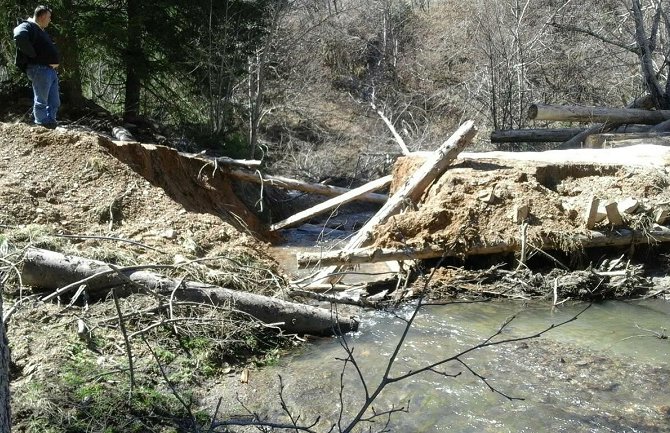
[[13, 5, 61, 129]]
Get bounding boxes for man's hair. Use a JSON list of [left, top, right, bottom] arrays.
[[33, 5, 52, 19]]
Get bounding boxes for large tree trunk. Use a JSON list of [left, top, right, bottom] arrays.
[[124, 0, 143, 120], [0, 278, 10, 433], [528, 104, 670, 124], [21, 248, 357, 336]]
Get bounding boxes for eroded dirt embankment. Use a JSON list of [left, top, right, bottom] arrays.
[[100, 139, 279, 241]]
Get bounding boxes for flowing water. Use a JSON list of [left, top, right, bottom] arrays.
[[222, 225, 670, 432], [219, 300, 669, 432]]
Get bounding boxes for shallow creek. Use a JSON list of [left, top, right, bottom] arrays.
[[213, 300, 669, 432], [212, 225, 670, 432]]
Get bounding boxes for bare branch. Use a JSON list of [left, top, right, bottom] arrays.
[[456, 358, 523, 401], [388, 304, 592, 384], [550, 22, 639, 54]]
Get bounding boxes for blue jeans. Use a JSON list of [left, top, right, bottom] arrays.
[[26, 64, 60, 125]]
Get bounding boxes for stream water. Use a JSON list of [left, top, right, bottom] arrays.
[[218, 300, 669, 432], [218, 224, 670, 432]]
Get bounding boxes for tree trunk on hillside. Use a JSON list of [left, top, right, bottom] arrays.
[[631, 0, 668, 109], [21, 248, 358, 336], [56, 0, 84, 107], [248, 1, 284, 159], [0, 277, 10, 433], [124, 0, 143, 120]]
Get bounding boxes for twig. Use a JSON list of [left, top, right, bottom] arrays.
[[111, 288, 135, 392], [529, 245, 568, 270], [142, 336, 198, 429], [54, 233, 161, 252], [552, 278, 558, 307], [516, 222, 528, 271], [3, 294, 39, 324], [456, 358, 523, 401]]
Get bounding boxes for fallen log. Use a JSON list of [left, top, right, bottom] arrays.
[[491, 128, 586, 143], [226, 170, 388, 204], [307, 120, 477, 285], [491, 126, 652, 144], [270, 175, 392, 231], [111, 140, 262, 169], [459, 144, 670, 167], [528, 104, 670, 125], [296, 225, 670, 266], [22, 248, 358, 336]]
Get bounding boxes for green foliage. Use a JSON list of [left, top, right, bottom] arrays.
[[183, 126, 250, 158]]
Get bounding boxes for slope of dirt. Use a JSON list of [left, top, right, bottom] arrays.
[[0, 122, 295, 431], [0, 123, 273, 261], [376, 150, 670, 256]]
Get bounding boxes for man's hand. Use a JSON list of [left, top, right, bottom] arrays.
[[49, 64, 59, 69]]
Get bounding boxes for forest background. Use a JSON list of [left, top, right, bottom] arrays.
[[0, 0, 655, 180]]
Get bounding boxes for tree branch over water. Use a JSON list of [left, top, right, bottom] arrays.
[[212, 298, 591, 432]]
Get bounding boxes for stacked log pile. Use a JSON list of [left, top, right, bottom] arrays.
[[491, 103, 670, 149]]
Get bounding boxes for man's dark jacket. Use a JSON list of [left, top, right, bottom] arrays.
[[13, 20, 60, 72]]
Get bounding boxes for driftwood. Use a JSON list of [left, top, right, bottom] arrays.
[[297, 225, 670, 267], [226, 169, 388, 204], [527, 104, 670, 124], [270, 175, 392, 231], [22, 248, 358, 336], [307, 121, 478, 285]]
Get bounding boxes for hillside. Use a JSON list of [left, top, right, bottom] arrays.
[[0, 123, 296, 431]]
